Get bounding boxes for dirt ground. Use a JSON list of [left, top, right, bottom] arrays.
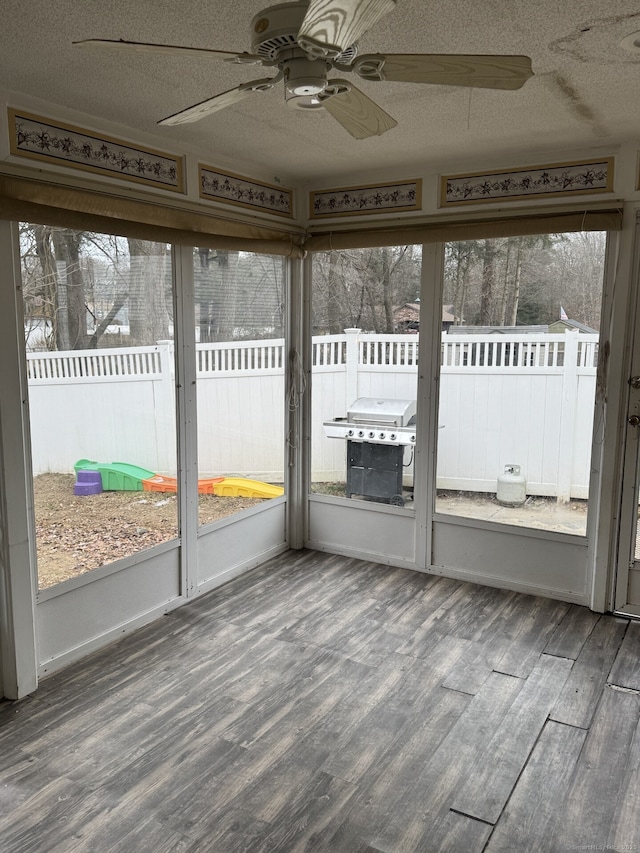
[[313, 483, 590, 535], [35, 475, 593, 590], [34, 473, 263, 589]]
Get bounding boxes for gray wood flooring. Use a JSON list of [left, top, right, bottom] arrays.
[[1, 550, 639, 852]]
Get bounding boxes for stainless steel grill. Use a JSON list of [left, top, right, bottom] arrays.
[[323, 397, 416, 505], [323, 397, 417, 446]]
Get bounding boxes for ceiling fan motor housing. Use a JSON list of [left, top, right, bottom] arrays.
[[251, 2, 311, 60], [251, 1, 358, 110], [251, 2, 357, 63], [282, 54, 331, 96]]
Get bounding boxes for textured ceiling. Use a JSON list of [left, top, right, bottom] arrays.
[[1, 0, 640, 186]]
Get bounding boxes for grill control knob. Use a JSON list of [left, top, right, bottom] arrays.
[[358, 430, 365, 438], [347, 429, 354, 437], [368, 431, 375, 439], [379, 432, 386, 440], [389, 432, 397, 441], [410, 435, 416, 442]]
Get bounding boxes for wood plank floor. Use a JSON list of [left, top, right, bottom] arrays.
[[1, 550, 639, 853]]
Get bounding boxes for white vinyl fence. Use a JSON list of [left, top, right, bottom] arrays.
[[27, 329, 598, 499], [437, 331, 597, 500]]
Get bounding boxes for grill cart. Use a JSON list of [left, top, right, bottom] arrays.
[[323, 397, 417, 506]]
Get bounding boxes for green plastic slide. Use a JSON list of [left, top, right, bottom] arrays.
[[74, 459, 156, 491]]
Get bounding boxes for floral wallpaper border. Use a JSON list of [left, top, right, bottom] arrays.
[[199, 165, 293, 218], [8, 109, 184, 192], [309, 179, 422, 219], [440, 158, 614, 207]]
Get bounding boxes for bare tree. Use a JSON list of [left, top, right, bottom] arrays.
[[25, 225, 90, 350], [551, 231, 605, 329], [51, 229, 90, 349], [479, 240, 498, 325], [127, 239, 171, 345], [445, 242, 479, 325], [326, 251, 342, 334], [21, 226, 174, 351], [27, 224, 58, 349], [313, 246, 421, 333], [443, 233, 599, 329]]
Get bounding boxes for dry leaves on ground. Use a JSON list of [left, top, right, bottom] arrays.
[[34, 473, 262, 589]]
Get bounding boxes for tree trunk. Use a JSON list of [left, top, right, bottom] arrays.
[[127, 239, 170, 345], [32, 225, 58, 350], [458, 245, 472, 326], [216, 250, 240, 340], [480, 241, 496, 325], [88, 295, 127, 349], [509, 239, 524, 325], [51, 229, 89, 350], [381, 246, 395, 333], [364, 280, 381, 332], [326, 251, 342, 334], [451, 245, 464, 323], [498, 240, 512, 326]]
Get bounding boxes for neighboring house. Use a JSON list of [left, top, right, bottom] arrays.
[[393, 302, 420, 333], [448, 317, 598, 336], [394, 302, 458, 333], [194, 253, 285, 340], [447, 324, 549, 335], [548, 317, 599, 334]]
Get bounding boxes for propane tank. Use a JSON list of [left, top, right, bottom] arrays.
[[497, 464, 526, 506]]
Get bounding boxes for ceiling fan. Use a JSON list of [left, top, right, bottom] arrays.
[[73, 0, 533, 140]]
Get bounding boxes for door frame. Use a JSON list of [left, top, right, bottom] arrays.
[[611, 210, 640, 614], [0, 220, 38, 699], [427, 232, 623, 608]]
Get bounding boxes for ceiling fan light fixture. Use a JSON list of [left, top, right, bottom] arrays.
[[285, 90, 324, 109], [286, 78, 326, 96]]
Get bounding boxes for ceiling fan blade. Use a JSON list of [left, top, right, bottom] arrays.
[[158, 86, 256, 126], [73, 38, 259, 63], [353, 54, 533, 89], [159, 76, 279, 125], [298, 0, 397, 59], [320, 80, 397, 139]]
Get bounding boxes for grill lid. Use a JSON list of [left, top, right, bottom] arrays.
[[347, 397, 416, 427]]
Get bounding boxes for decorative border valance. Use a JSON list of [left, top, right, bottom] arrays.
[[0, 170, 305, 257], [309, 179, 422, 219], [8, 109, 184, 193], [199, 165, 293, 218], [440, 158, 614, 207]]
